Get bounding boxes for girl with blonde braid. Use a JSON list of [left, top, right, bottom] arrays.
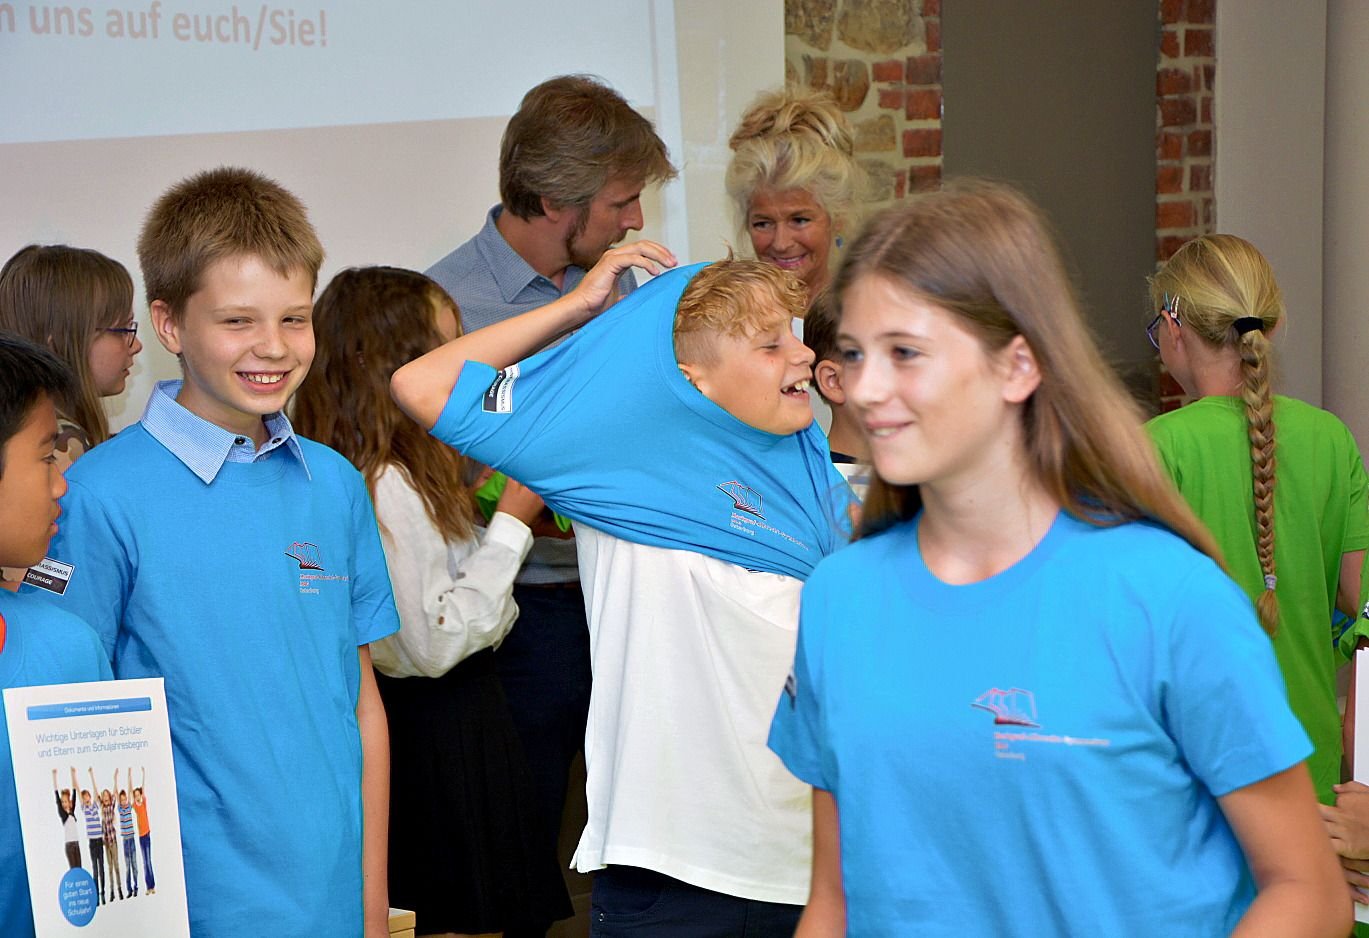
[[1146, 234, 1369, 807]]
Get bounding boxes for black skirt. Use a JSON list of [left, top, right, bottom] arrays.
[[378, 648, 571, 933]]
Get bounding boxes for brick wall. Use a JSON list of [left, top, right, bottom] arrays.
[[1156, 0, 1216, 411], [784, 0, 942, 213]]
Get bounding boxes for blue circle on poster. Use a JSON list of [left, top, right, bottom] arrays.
[[59, 867, 97, 926]]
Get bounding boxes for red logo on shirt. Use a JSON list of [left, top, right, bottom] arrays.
[[285, 542, 324, 571]]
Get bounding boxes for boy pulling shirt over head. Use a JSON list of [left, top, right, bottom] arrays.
[[37, 168, 399, 938], [392, 243, 851, 920], [0, 335, 112, 938]]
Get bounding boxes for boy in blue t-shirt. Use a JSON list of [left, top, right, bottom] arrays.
[[0, 334, 113, 937], [37, 168, 400, 937], [392, 243, 850, 933]]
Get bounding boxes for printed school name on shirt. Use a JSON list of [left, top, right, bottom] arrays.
[[972, 687, 1111, 761], [285, 541, 349, 595], [716, 480, 812, 552]]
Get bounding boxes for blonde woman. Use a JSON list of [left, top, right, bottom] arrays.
[[1146, 234, 1368, 809], [769, 183, 1348, 936], [726, 87, 865, 308]]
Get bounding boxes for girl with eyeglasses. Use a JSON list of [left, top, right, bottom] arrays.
[[1145, 235, 1369, 876], [768, 183, 1348, 936], [0, 244, 143, 466], [0, 244, 142, 590]]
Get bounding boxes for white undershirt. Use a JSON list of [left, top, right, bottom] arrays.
[[570, 523, 812, 904]]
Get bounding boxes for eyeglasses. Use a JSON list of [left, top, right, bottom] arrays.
[[1146, 293, 1180, 351], [103, 322, 138, 347]]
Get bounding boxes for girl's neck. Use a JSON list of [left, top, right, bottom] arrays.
[[916, 454, 1060, 586]]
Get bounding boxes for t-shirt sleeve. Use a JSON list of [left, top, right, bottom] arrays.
[[768, 570, 833, 790], [1163, 562, 1312, 797], [429, 331, 644, 512], [41, 479, 133, 661], [347, 471, 401, 647], [1340, 426, 1369, 552]]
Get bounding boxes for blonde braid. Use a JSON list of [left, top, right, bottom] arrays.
[[1238, 329, 1279, 634]]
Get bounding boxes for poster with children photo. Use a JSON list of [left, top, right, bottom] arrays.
[[4, 677, 188, 936]]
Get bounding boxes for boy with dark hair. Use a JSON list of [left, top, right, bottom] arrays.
[[801, 291, 870, 496], [0, 333, 112, 937], [38, 167, 400, 937], [394, 243, 850, 936]]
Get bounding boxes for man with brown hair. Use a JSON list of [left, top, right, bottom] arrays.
[[425, 74, 676, 936]]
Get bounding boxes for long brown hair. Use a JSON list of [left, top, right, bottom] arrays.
[[292, 267, 475, 542], [0, 244, 134, 445], [836, 180, 1222, 564], [1149, 234, 1283, 632]]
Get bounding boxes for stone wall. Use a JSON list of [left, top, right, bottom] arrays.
[[1155, 0, 1216, 410], [784, 0, 942, 215]]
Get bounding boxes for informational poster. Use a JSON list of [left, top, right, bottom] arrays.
[[4, 678, 188, 936]]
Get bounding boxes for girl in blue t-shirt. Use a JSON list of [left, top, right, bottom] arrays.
[[768, 180, 1349, 937]]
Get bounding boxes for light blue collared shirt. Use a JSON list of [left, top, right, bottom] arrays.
[[139, 380, 310, 485]]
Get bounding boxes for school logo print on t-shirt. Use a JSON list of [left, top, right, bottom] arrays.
[[972, 686, 1110, 761], [717, 480, 764, 518], [285, 541, 349, 595], [716, 479, 813, 553]]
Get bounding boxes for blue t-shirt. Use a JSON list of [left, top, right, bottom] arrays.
[[0, 589, 112, 938], [769, 512, 1312, 937], [38, 416, 399, 937], [433, 262, 850, 580]]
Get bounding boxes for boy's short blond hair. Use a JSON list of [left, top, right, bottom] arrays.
[[137, 166, 324, 320], [673, 258, 807, 365]]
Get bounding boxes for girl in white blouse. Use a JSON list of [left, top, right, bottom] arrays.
[[294, 266, 570, 937]]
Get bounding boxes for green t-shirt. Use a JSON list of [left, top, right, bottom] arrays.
[[1147, 395, 1369, 803]]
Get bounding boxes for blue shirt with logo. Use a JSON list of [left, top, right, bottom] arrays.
[[1, 589, 111, 938], [433, 262, 850, 581], [38, 385, 399, 937], [768, 511, 1312, 936]]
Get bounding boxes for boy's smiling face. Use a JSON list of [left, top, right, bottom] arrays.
[[151, 255, 314, 445], [680, 317, 815, 436], [0, 394, 66, 570]]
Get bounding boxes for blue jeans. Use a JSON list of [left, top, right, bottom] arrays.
[[139, 832, 155, 891], [591, 866, 802, 937], [122, 836, 138, 893]]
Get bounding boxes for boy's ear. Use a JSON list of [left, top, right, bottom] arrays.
[[814, 359, 846, 405], [999, 335, 1042, 404], [149, 300, 183, 356], [677, 362, 704, 391]]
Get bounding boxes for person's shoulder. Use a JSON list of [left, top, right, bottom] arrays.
[[810, 520, 912, 584], [1276, 395, 1354, 434], [64, 423, 158, 487], [425, 227, 488, 287], [2, 592, 109, 683], [294, 437, 366, 487]]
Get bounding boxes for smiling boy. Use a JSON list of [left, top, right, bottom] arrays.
[[0, 335, 112, 937], [392, 245, 849, 935], [37, 168, 399, 937]]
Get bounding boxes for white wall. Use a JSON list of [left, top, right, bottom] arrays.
[[1323, 0, 1369, 453], [1214, 0, 1327, 408], [0, 0, 784, 431]]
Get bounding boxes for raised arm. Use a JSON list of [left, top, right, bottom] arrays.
[[391, 241, 675, 431], [71, 767, 78, 797], [88, 767, 97, 795]]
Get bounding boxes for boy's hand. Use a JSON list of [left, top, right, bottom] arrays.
[[494, 477, 546, 528], [572, 241, 677, 318]]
